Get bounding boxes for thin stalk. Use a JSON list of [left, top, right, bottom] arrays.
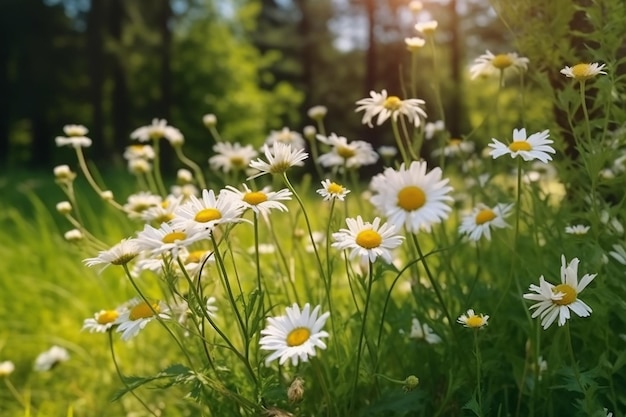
[[474, 330, 484, 417], [150, 139, 168, 196], [391, 118, 411, 166], [74, 147, 125, 211], [174, 145, 207, 189]]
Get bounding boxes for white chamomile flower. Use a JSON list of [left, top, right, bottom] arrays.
[[82, 308, 125, 333], [317, 179, 350, 201], [409, 318, 442, 344], [316, 133, 379, 169], [523, 256, 596, 329], [355, 89, 427, 128], [63, 124, 88, 137], [432, 138, 475, 158], [140, 194, 183, 224], [247, 143, 308, 180], [608, 244, 626, 265], [123, 144, 155, 161], [123, 192, 163, 219], [222, 184, 292, 218], [170, 188, 246, 235], [135, 222, 203, 258], [209, 142, 259, 174], [331, 216, 404, 264], [457, 309, 489, 329], [470, 50, 529, 80], [115, 298, 170, 341], [565, 225, 590, 235], [265, 127, 306, 150], [369, 160, 454, 233], [560, 63, 607, 81], [0, 361, 15, 376], [489, 128, 555, 163], [34, 346, 70, 372], [459, 203, 513, 241], [405, 37, 426, 52], [83, 239, 140, 273], [414, 20, 438, 35], [307, 105, 328, 120], [55, 135, 92, 148], [259, 303, 330, 366], [130, 118, 183, 145]]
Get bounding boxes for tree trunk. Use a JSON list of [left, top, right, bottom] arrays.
[[110, 0, 130, 160], [86, 0, 106, 159]]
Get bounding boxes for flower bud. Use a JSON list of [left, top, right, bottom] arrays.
[[288, 377, 304, 403], [56, 201, 72, 215]]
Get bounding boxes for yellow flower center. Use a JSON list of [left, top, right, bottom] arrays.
[[355, 229, 382, 249], [492, 54, 513, 69], [186, 250, 207, 264], [195, 208, 222, 223], [552, 284, 577, 305], [449, 138, 462, 146], [96, 310, 119, 325], [475, 209, 496, 225], [129, 302, 160, 320], [230, 156, 245, 167], [571, 63, 592, 79], [155, 213, 174, 224], [327, 182, 344, 194], [397, 186, 426, 211], [162, 231, 186, 243], [337, 145, 356, 159], [383, 96, 402, 111], [269, 162, 291, 174], [286, 327, 311, 347], [508, 141, 532, 152], [149, 130, 164, 140], [466, 316, 485, 328], [243, 191, 268, 206]]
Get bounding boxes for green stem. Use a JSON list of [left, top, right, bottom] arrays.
[[391, 118, 411, 166], [4, 378, 33, 414], [474, 330, 484, 417], [151, 139, 168, 196], [174, 145, 207, 189], [74, 147, 125, 211]]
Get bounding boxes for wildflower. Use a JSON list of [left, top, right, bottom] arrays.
[[177, 169, 193, 184], [600, 211, 624, 235], [128, 158, 151, 175], [265, 127, 306, 150], [415, 20, 438, 36], [0, 361, 15, 376], [565, 225, 590, 235], [202, 113, 217, 128], [64, 229, 83, 241], [424, 120, 445, 140], [288, 377, 305, 403], [82, 308, 124, 333], [100, 190, 114, 201], [209, 142, 259, 174], [457, 309, 489, 329], [560, 63, 606, 81], [123, 144, 155, 161], [408, 318, 442, 344], [123, 192, 162, 219], [369, 161, 454, 233], [316, 133, 379, 169], [403, 375, 420, 392], [135, 222, 202, 258], [523, 256, 596, 329], [56, 201, 72, 215], [83, 238, 140, 272], [432, 138, 475, 158], [307, 105, 328, 121], [303, 125, 317, 141], [222, 184, 292, 217], [53, 165, 76, 182], [489, 128, 555, 163], [332, 216, 404, 264], [55, 135, 92, 148], [408, 1, 423, 14], [459, 203, 513, 241], [115, 298, 170, 341], [34, 346, 70, 371], [171, 183, 199, 200], [130, 118, 183, 145], [355, 89, 427, 128], [405, 37, 426, 52], [171, 188, 246, 234], [248, 243, 276, 255], [377, 146, 398, 159], [470, 50, 529, 80], [63, 124, 88, 137], [260, 303, 330, 366], [317, 179, 350, 201], [140, 194, 182, 224], [608, 244, 626, 265], [248, 143, 308, 180]]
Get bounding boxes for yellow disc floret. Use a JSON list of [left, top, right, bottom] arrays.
[[383, 96, 402, 111], [327, 182, 344, 194], [552, 284, 577, 305], [129, 301, 160, 320], [571, 63, 593, 80], [509, 141, 532, 152], [466, 316, 486, 328], [475, 209, 496, 225], [492, 54, 513, 70], [356, 229, 382, 249], [162, 231, 186, 243], [195, 208, 222, 223], [243, 191, 268, 206], [397, 186, 426, 211], [337, 145, 356, 159], [96, 310, 119, 325], [286, 327, 311, 347]]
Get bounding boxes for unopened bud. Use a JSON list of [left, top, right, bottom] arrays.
[[403, 375, 419, 392], [100, 190, 114, 201], [56, 201, 72, 215], [54, 165, 76, 182], [203, 114, 217, 128], [303, 125, 317, 141], [177, 169, 193, 184], [64, 229, 83, 241], [288, 377, 304, 403]]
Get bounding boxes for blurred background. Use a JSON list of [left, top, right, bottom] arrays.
[[0, 0, 514, 171]]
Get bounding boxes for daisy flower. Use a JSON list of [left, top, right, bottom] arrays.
[[408, 318, 442, 344], [469, 50, 529, 80], [115, 298, 170, 341], [82, 308, 125, 333], [523, 256, 596, 329], [202, 113, 217, 128], [209, 142, 259, 174], [424, 120, 445, 140], [123, 192, 163, 219], [55, 135, 92, 148], [64, 229, 83, 241], [414, 20, 438, 36], [431, 138, 475, 158], [0, 361, 15, 376], [369, 161, 454, 233], [63, 124, 88, 137], [34, 346, 70, 371], [355, 89, 427, 128], [405, 37, 426, 52], [565, 225, 590, 235], [265, 127, 306, 150], [128, 158, 151, 175], [609, 244, 626, 265], [83, 238, 141, 272], [317, 179, 350, 201], [170, 188, 246, 235], [247, 143, 308, 180], [560, 63, 606, 81], [331, 216, 404, 264], [130, 118, 183, 145], [135, 222, 203, 258], [259, 303, 330, 366], [123, 144, 155, 161], [140, 194, 183, 224], [307, 105, 328, 121], [53, 164, 76, 182], [222, 184, 292, 217], [459, 203, 513, 241], [316, 133, 379, 169], [489, 128, 555, 163], [457, 309, 489, 329]]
